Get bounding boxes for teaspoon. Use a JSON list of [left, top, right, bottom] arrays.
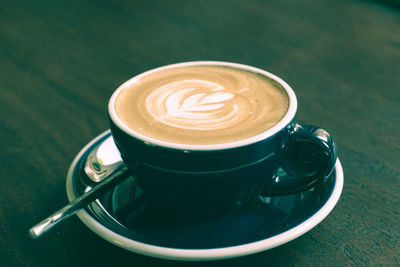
[[28, 136, 130, 239]]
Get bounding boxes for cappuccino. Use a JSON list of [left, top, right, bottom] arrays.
[[115, 65, 289, 145]]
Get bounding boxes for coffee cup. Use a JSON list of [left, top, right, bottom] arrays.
[[108, 61, 337, 217]]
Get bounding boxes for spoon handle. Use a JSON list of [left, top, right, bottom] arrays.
[[28, 165, 129, 239]]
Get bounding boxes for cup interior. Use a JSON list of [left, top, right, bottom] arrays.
[[108, 61, 297, 151]]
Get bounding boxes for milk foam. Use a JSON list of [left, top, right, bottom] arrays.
[[115, 65, 289, 145], [145, 79, 245, 130]]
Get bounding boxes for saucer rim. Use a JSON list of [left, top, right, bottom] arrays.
[[66, 130, 344, 261]]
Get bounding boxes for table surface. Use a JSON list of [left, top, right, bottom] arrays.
[[1, 0, 399, 266]]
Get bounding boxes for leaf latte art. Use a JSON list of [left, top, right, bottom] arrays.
[[115, 65, 289, 145], [145, 80, 248, 130]]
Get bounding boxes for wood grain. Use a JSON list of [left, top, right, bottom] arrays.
[[0, 0, 399, 266]]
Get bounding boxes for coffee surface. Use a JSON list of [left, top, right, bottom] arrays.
[[115, 65, 289, 145]]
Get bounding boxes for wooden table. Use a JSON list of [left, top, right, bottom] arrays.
[[1, 0, 399, 266]]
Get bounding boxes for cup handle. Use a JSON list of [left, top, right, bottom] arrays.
[[263, 123, 337, 196]]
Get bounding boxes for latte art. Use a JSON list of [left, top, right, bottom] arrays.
[[115, 65, 289, 145], [145, 80, 247, 130]]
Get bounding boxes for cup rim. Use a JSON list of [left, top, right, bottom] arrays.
[[108, 61, 297, 151]]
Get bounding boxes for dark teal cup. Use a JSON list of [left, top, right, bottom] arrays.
[[108, 62, 337, 217]]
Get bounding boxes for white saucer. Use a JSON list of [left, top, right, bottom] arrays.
[[66, 130, 343, 261]]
